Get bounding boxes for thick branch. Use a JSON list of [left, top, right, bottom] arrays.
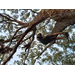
[[2, 10, 49, 65], [2, 9, 75, 65], [32, 9, 75, 64]]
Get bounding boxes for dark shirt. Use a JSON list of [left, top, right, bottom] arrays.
[[37, 35, 56, 45]]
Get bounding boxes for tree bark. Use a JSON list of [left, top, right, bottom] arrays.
[[2, 9, 75, 65]]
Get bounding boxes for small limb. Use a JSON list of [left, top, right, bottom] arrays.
[[25, 48, 27, 53], [23, 48, 28, 55], [33, 40, 55, 65], [23, 48, 30, 65]]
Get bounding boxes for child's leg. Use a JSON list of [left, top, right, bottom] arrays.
[[56, 36, 66, 40], [49, 32, 63, 37], [49, 32, 68, 37]]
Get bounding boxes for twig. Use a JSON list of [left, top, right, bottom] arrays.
[[23, 48, 30, 65], [29, 9, 39, 14], [1, 9, 49, 65], [2, 25, 36, 65], [33, 40, 55, 65], [0, 13, 28, 26]]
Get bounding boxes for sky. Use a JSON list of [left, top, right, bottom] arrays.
[[0, 10, 23, 65], [0, 11, 75, 65], [0, 10, 39, 65]]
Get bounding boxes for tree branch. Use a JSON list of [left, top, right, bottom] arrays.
[[0, 13, 28, 26], [2, 9, 75, 65], [31, 9, 75, 64], [33, 41, 55, 65]]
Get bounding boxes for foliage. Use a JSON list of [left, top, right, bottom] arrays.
[[0, 9, 75, 65]]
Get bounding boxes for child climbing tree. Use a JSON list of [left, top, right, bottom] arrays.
[[0, 9, 75, 65]]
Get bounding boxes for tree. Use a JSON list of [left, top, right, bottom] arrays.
[[0, 9, 75, 65]]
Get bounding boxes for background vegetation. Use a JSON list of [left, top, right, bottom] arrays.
[[0, 9, 75, 65]]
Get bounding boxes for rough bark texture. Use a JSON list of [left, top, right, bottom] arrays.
[[47, 9, 75, 33], [28, 9, 75, 33], [2, 9, 75, 65]]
